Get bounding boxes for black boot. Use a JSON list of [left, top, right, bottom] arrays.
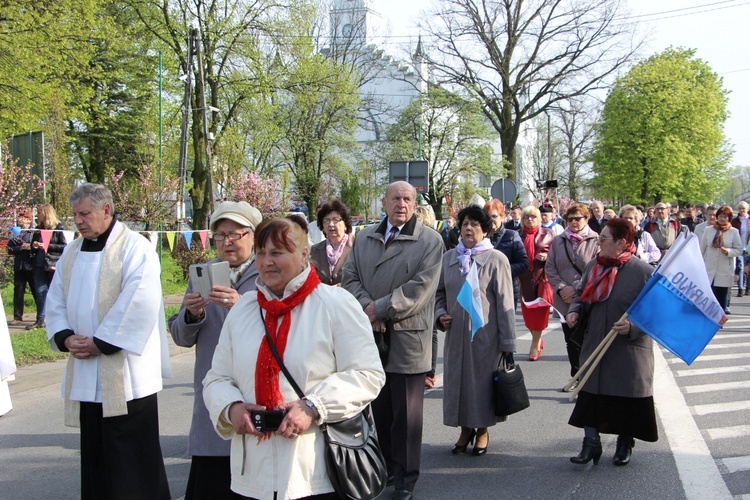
[[570, 437, 602, 465], [613, 436, 635, 466]]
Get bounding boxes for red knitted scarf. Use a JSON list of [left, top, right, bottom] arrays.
[[255, 269, 320, 409]]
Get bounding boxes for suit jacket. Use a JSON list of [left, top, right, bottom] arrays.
[[504, 220, 521, 231], [309, 237, 353, 286], [342, 215, 444, 374], [588, 217, 604, 235]]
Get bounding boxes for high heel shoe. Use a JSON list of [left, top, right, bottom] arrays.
[[451, 429, 476, 454], [473, 431, 489, 456], [529, 340, 544, 361], [570, 437, 602, 465], [613, 436, 635, 466]]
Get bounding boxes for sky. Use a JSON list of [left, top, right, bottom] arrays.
[[371, 0, 750, 167]]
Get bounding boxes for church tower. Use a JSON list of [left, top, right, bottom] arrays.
[[329, 0, 384, 51]]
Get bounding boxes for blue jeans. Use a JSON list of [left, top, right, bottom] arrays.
[[32, 266, 52, 322]]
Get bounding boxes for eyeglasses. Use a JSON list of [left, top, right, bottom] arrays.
[[523, 215, 538, 219], [567, 216, 585, 221], [322, 217, 343, 225], [655, 207, 667, 211], [212, 231, 249, 242]]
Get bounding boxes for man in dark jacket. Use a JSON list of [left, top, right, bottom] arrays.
[[6, 211, 35, 326]]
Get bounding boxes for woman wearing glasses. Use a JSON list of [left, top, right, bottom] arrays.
[[545, 203, 600, 387], [168, 201, 262, 500], [310, 200, 354, 286], [517, 206, 554, 361]]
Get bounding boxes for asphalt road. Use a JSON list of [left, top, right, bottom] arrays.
[[2, 298, 749, 499]]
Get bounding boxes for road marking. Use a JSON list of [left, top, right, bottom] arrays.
[[692, 400, 750, 416], [669, 352, 750, 363], [718, 455, 750, 474], [713, 331, 750, 337], [706, 425, 750, 440], [704, 342, 750, 349], [676, 366, 750, 377], [653, 345, 733, 499], [684, 381, 750, 394]]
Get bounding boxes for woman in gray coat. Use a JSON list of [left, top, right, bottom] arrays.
[[435, 206, 516, 456], [168, 201, 261, 500], [566, 218, 657, 467]]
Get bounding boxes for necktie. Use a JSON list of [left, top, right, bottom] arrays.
[[385, 226, 398, 249]]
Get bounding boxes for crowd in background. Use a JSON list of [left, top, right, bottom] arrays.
[[4, 191, 749, 499]]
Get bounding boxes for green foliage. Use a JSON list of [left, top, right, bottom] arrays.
[[591, 48, 730, 204], [159, 247, 193, 295], [10, 329, 68, 366], [169, 236, 214, 282]]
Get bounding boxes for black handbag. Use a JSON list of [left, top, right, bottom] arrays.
[[260, 310, 387, 500], [492, 353, 530, 417]]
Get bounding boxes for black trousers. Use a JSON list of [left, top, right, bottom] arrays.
[[80, 394, 170, 500], [372, 372, 426, 492], [12, 268, 34, 320], [562, 323, 581, 378]]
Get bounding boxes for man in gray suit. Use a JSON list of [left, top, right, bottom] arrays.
[[343, 181, 444, 500]]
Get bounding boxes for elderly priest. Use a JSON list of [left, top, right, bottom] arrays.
[[46, 183, 172, 500]]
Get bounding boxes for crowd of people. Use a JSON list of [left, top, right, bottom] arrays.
[[5, 187, 749, 499]]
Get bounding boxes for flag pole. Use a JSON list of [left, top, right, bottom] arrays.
[[563, 312, 629, 399]]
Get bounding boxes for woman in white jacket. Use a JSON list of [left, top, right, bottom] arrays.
[[203, 217, 385, 500], [700, 205, 743, 310]]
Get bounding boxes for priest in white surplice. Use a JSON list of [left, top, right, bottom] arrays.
[[46, 183, 172, 500]]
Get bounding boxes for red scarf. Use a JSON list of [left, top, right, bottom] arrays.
[[255, 269, 320, 410], [712, 221, 731, 249], [522, 225, 540, 271], [579, 245, 635, 304]]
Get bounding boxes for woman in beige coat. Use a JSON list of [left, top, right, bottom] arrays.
[[435, 206, 516, 457], [700, 205, 743, 310]]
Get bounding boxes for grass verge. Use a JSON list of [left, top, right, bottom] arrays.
[[10, 329, 67, 366]]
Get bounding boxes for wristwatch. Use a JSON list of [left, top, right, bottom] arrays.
[[302, 398, 320, 418]]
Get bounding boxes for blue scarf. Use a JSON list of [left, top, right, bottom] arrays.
[[456, 238, 494, 275]]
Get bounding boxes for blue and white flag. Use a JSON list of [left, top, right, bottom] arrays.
[[627, 233, 726, 365], [456, 262, 485, 340]]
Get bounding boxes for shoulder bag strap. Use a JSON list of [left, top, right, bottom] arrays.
[[562, 238, 583, 275], [259, 307, 306, 400]]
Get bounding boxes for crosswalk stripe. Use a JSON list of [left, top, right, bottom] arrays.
[[683, 381, 750, 394], [717, 455, 750, 474], [669, 352, 750, 363], [704, 342, 750, 350], [676, 365, 750, 377], [706, 425, 750, 440], [692, 400, 750, 416]]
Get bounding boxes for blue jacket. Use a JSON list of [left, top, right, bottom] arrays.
[[491, 227, 528, 279]]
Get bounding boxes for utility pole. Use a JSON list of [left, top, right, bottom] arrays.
[[177, 29, 197, 222]]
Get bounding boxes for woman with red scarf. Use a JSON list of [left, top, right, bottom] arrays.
[[517, 206, 554, 360], [700, 205, 743, 309], [203, 218, 385, 499], [565, 219, 656, 467]]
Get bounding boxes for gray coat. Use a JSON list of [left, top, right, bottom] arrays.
[[342, 215, 444, 374], [168, 258, 259, 456], [309, 237, 352, 286], [435, 249, 516, 428], [568, 257, 654, 398], [545, 230, 599, 316]]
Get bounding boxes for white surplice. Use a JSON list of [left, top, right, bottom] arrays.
[[46, 223, 171, 404], [0, 298, 15, 415]]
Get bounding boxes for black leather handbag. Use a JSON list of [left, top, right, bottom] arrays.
[[493, 353, 530, 417], [260, 314, 387, 499]]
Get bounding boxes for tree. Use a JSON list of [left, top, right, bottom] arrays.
[[386, 86, 499, 216], [126, 0, 287, 229], [423, 0, 640, 178], [0, 147, 43, 221], [224, 171, 282, 215], [591, 48, 730, 205], [110, 163, 179, 231], [556, 99, 597, 201], [271, 4, 360, 216]]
